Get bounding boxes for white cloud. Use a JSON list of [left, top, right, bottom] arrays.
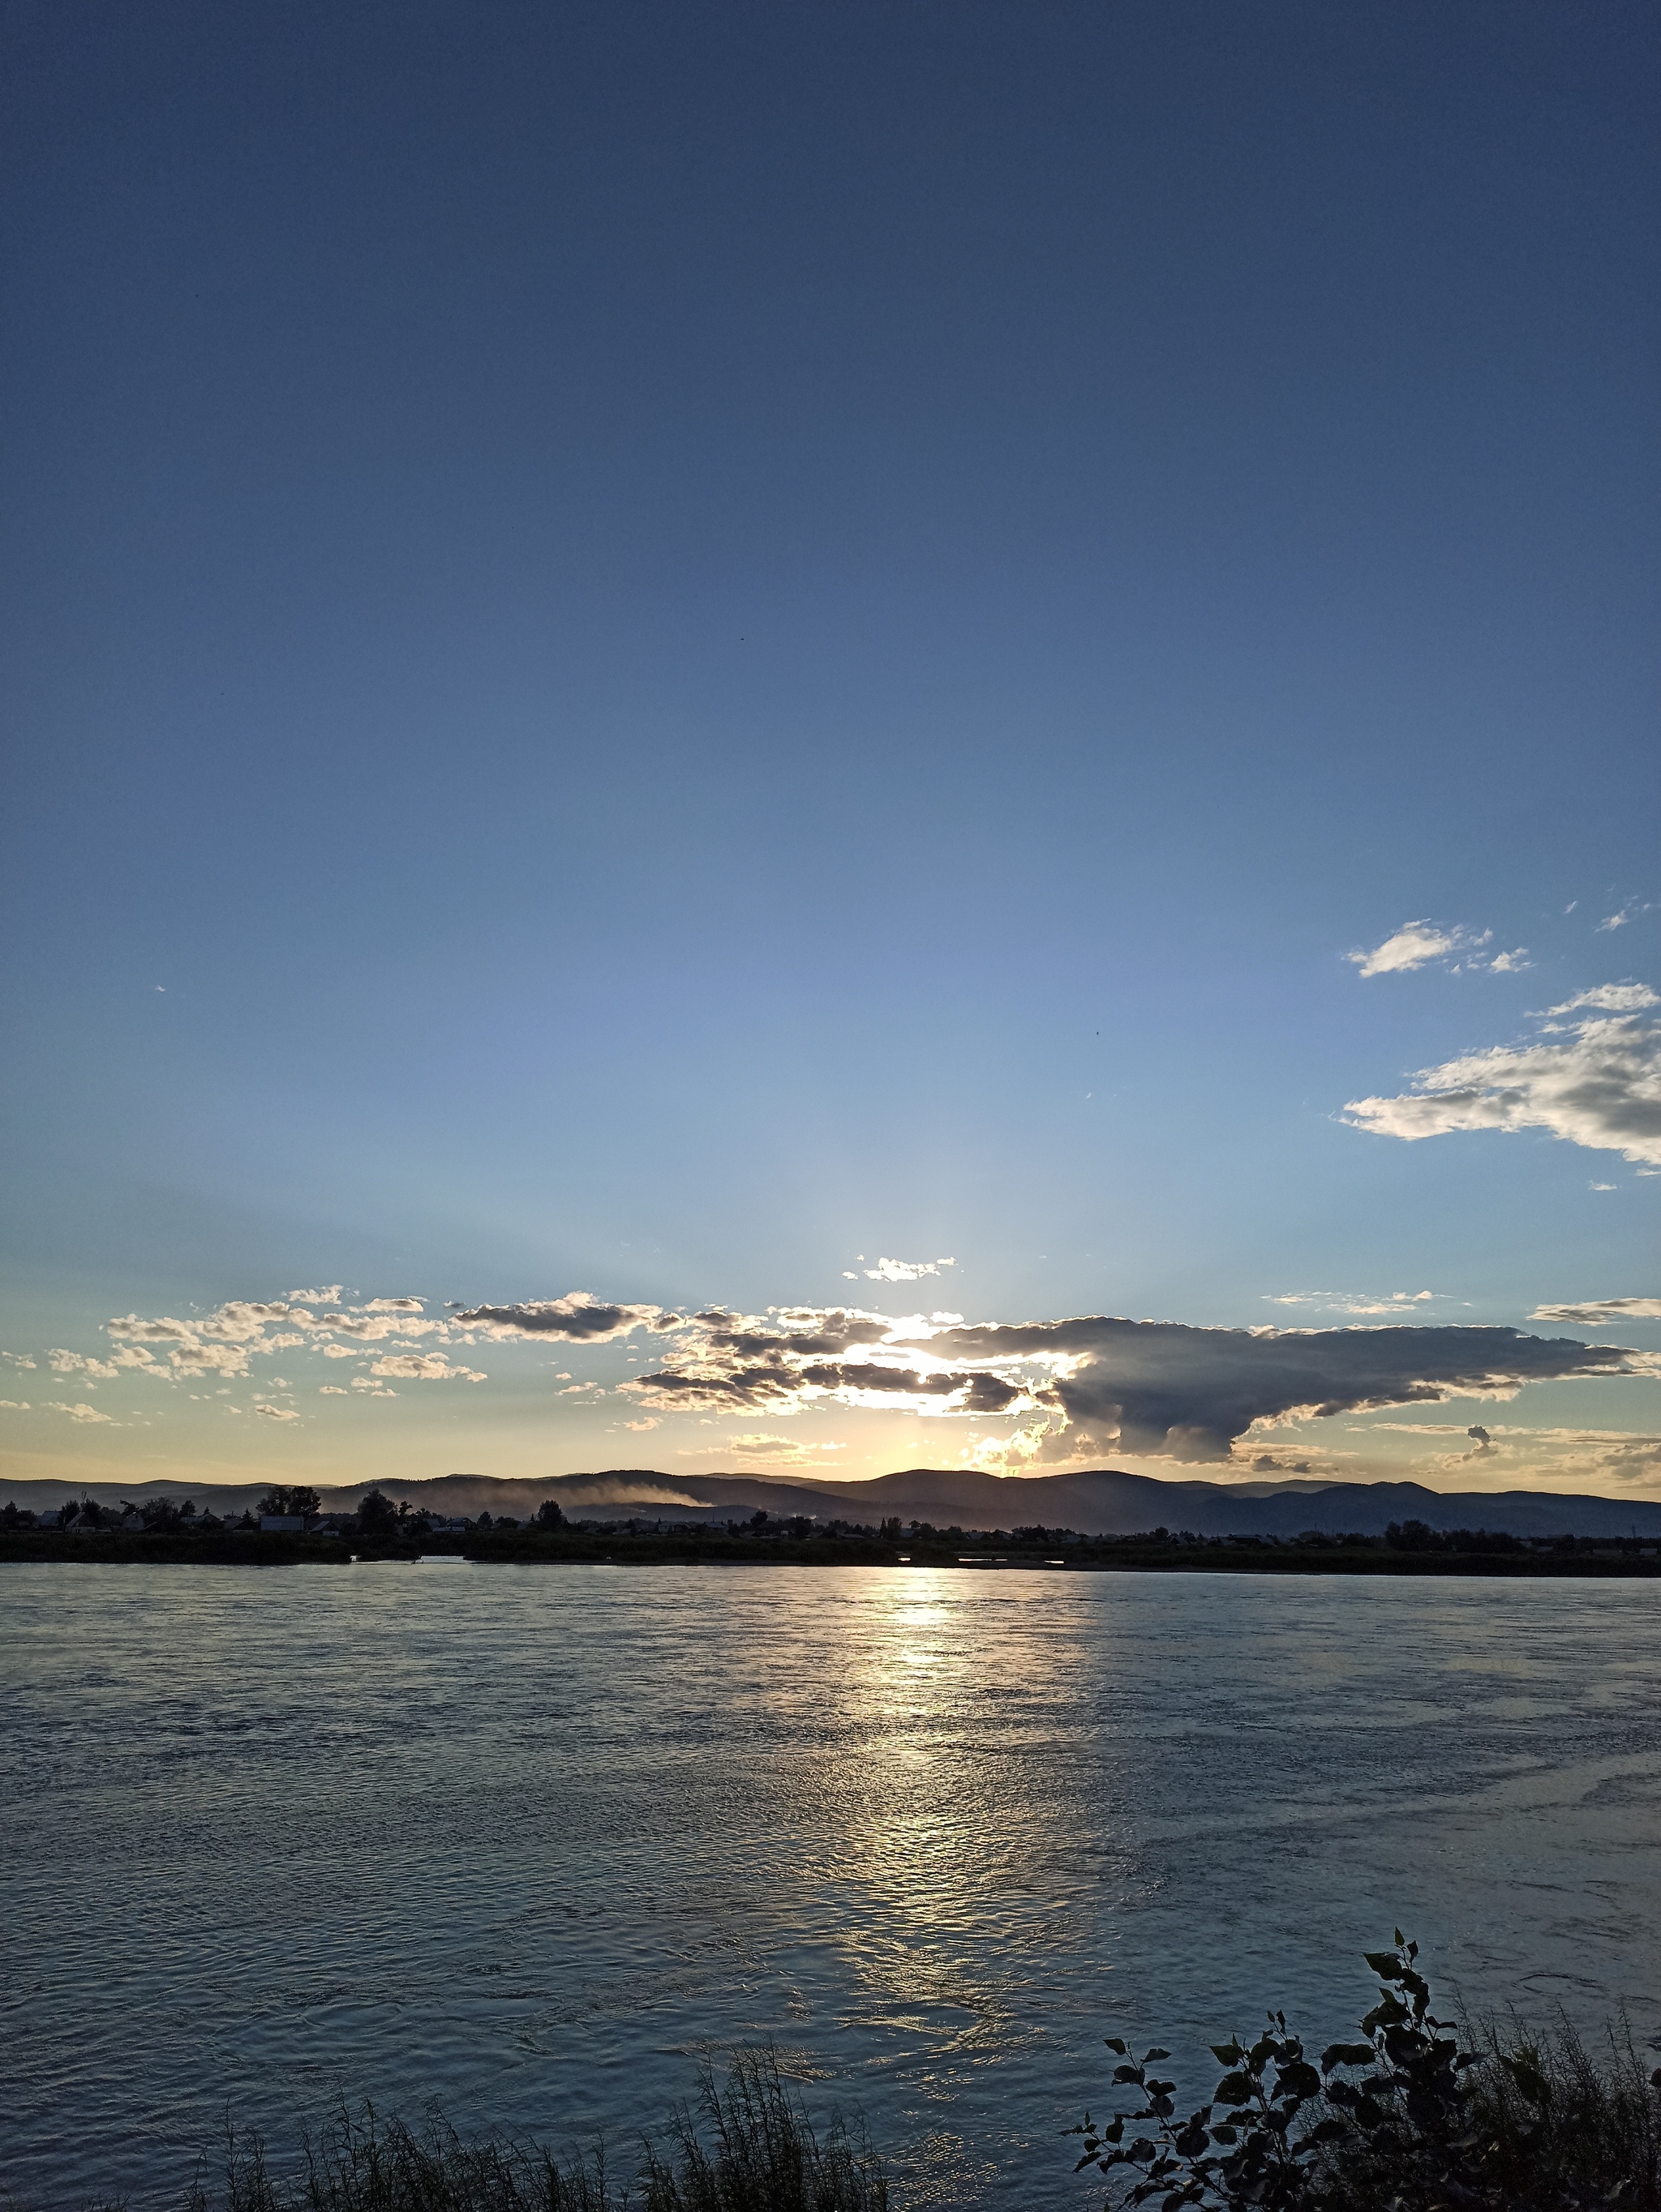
[[350, 1378, 397, 1395], [1597, 903, 1638, 932], [1530, 1297, 1661, 1327], [1345, 1003, 1661, 1167], [255, 1404, 301, 1421], [319, 1385, 348, 1395], [367, 1353, 487, 1382], [1347, 922, 1489, 977], [1543, 984, 1658, 1016], [2, 1352, 36, 1370], [1264, 1290, 1441, 1316], [320, 1344, 359, 1360], [865, 1255, 955, 1282], [48, 1349, 121, 1378], [0, 1399, 31, 1411], [46, 1401, 114, 1424], [289, 1285, 343, 1303]]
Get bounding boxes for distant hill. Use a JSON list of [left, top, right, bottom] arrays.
[[8, 1464, 1661, 1538]]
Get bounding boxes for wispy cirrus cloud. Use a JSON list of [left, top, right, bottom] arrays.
[[1263, 1290, 1444, 1317], [1529, 1297, 1661, 1327], [1596, 901, 1653, 933], [1345, 991, 1661, 1167], [1346, 921, 1526, 978], [1543, 984, 1657, 1016]]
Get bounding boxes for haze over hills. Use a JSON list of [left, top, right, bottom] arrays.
[[10, 1467, 1661, 1541]]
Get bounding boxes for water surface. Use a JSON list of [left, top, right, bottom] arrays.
[[3, 1565, 1658, 2208]]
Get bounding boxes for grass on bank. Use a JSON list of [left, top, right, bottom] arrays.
[[140, 2050, 886, 2212]]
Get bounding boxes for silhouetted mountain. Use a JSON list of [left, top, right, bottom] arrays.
[[352, 1464, 1661, 1538], [9, 1464, 1659, 1538]]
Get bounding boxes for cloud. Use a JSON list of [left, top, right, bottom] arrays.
[[319, 1385, 348, 1395], [918, 1314, 1650, 1461], [2, 1352, 36, 1370], [622, 1302, 1651, 1463], [1597, 902, 1646, 932], [350, 1378, 397, 1396], [1348, 922, 1494, 977], [863, 1256, 955, 1282], [1467, 1425, 1491, 1449], [46, 1401, 115, 1424], [1530, 1297, 1661, 1327], [0, 1399, 31, 1411], [102, 1293, 453, 1381], [1264, 1290, 1441, 1317], [255, 1404, 301, 1421], [629, 1305, 1041, 1423], [718, 1431, 852, 1466], [367, 1354, 487, 1382], [289, 1285, 344, 1304], [452, 1292, 678, 1342], [48, 1349, 121, 1378], [1345, 1001, 1661, 1166], [1543, 984, 1658, 1015]]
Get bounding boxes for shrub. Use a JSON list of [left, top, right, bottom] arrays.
[[1071, 1934, 1661, 2209]]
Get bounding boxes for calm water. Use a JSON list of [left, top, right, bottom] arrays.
[[3, 1565, 1659, 2210]]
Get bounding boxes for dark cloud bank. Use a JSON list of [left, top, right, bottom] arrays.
[[931, 1317, 1636, 1457], [625, 1310, 1643, 1460]]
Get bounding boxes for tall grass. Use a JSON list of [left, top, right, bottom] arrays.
[[167, 2049, 886, 2212]]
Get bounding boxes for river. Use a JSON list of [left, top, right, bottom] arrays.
[[3, 1564, 1658, 2208]]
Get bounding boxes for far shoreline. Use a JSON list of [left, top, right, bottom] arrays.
[[4, 1524, 1660, 1577]]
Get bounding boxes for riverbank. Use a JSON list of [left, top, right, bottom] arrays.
[[4, 1523, 1659, 1572]]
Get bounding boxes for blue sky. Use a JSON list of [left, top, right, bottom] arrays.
[[2, 0, 1657, 1498]]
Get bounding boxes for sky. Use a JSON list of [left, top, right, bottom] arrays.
[[2, 0, 1657, 1503]]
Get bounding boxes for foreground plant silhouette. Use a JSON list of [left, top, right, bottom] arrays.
[[1070, 1934, 1661, 2210], [171, 2048, 886, 2212]]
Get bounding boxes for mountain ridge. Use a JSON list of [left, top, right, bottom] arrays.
[[9, 1465, 1660, 1538]]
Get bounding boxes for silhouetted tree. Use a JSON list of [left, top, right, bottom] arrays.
[[258, 1484, 321, 1518], [536, 1498, 564, 1529], [358, 1489, 398, 1540]]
